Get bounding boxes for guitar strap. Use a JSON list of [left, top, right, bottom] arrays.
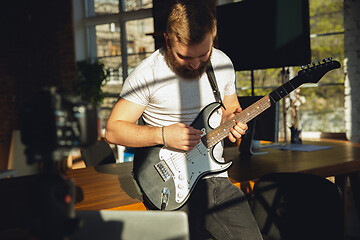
[[206, 62, 226, 110]]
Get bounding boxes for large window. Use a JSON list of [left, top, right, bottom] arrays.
[[76, 0, 154, 130]]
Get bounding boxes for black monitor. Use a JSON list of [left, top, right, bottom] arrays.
[[216, 0, 311, 71], [238, 96, 279, 155]]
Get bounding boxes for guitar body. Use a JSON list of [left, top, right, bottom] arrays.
[[133, 102, 232, 210]]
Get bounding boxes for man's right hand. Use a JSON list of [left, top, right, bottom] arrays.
[[162, 123, 203, 151]]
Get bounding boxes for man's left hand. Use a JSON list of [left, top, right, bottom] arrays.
[[227, 108, 248, 143]]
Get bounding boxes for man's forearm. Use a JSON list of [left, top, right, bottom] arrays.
[[105, 121, 163, 148]]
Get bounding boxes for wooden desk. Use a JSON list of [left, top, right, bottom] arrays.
[[65, 140, 360, 212], [226, 139, 360, 182], [65, 162, 145, 210]]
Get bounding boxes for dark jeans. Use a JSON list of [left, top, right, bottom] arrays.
[[180, 177, 263, 240], [144, 177, 263, 240]]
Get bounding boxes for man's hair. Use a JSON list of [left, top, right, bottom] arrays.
[[166, 0, 217, 45]]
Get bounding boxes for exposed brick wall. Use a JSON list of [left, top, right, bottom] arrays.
[[0, 0, 76, 169], [344, 0, 360, 143]]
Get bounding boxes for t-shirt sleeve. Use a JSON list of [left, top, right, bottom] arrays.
[[119, 67, 151, 107]]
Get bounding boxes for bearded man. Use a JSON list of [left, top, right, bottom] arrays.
[[106, 1, 263, 239]]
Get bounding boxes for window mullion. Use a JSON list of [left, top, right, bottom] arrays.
[[119, 0, 128, 80]]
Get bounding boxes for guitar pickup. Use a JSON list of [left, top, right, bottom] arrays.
[[154, 161, 172, 182]]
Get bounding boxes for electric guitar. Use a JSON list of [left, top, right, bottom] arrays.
[[133, 58, 341, 210]]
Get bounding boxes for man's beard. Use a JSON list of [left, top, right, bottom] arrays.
[[165, 48, 211, 80]]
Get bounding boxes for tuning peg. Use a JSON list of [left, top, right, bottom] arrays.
[[328, 57, 333, 61], [322, 58, 327, 63], [318, 60, 321, 65], [301, 65, 305, 70]]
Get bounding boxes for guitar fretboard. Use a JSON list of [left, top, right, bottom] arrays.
[[202, 95, 272, 148]]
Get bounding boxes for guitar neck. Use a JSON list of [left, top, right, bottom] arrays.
[[269, 75, 302, 103], [202, 75, 303, 148]]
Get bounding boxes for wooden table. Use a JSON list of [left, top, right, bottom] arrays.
[[65, 162, 145, 210], [225, 139, 360, 181], [65, 139, 360, 213]]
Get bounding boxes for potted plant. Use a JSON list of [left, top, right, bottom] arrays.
[[73, 60, 110, 106]]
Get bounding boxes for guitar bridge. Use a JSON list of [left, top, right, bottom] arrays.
[[154, 161, 172, 182]]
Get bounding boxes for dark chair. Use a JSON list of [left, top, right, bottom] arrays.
[[80, 140, 116, 167], [251, 172, 343, 240]]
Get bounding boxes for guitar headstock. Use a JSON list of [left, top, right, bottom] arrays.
[[298, 57, 341, 84]]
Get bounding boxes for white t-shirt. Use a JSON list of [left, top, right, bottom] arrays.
[[120, 47, 236, 178]]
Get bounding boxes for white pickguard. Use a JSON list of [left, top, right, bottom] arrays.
[[159, 141, 232, 204]]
